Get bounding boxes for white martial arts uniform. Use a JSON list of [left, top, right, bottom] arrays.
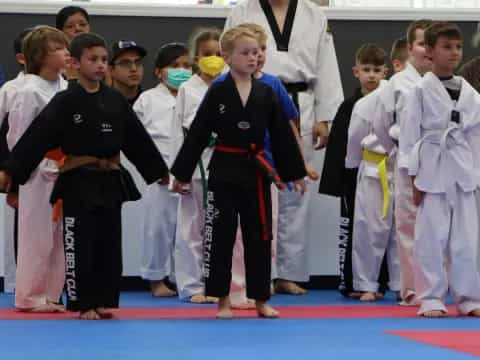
[[346, 82, 400, 293], [171, 74, 213, 299], [403, 72, 480, 315], [225, 0, 343, 282], [7, 74, 67, 308], [134, 83, 178, 282], [373, 62, 422, 303], [0, 71, 26, 292]]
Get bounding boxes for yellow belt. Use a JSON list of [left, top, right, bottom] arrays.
[[362, 149, 389, 220]]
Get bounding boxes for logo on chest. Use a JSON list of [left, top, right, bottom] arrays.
[[101, 123, 113, 133], [237, 121, 250, 130], [219, 104, 226, 114], [72, 113, 83, 124]]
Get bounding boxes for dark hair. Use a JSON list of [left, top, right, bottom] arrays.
[[13, 27, 34, 56], [424, 21, 463, 48], [70, 32, 107, 60], [390, 37, 408, 62], [406, 19, 434, 47], [355, 43, 388, 66], [55, 6, 90, 30], [155, 43, 189, 69]]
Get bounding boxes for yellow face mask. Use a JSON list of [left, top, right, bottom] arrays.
[[198, 56, 225, 78]]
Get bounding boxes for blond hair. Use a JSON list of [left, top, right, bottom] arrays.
[[220, 27, 258, 55], [236, 23, 268, 45], [22, 25, 68, 74]]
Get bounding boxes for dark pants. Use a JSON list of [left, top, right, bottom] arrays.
[[204, 181, 271, 301], [339, 172, 389, 296], [62, 200, 122, 311]]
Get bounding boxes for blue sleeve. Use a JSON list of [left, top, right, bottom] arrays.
[[274, 78, 299, 121]]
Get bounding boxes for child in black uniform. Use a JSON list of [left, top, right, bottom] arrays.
[[171, 27, 306, 319], [0, 33, 169, 320]]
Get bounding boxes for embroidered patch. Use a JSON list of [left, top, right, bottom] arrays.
[[219, 104, 226, 114], [238, 121, 250, 130], [72, 114, 83, 124]]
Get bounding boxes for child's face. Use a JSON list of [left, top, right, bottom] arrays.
[[197, 39, 221, 58], [427, 36, 463, 74], [73, 46, 108, 82], [256, 40, 267, 71], [224, 36, 258, 76], [43, 41, 69, 73], [156, 55, 192, 82], [110, 50, 145, 88], [409, 29, 432, 74], [62, 12, 90, 41], [353, 62, 387, 93]]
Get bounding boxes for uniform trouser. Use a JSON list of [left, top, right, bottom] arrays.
[[395, 166, 418, 301], [174, 180, 205, 299], [414, 190, 480, 315], [204, 181, 272, 301], [140, 183, 178, 282], [230, 185, 279, 304], [15, 169, 64, 309], [276, 136, 313, 282], [62, 200, 122, 311], [352, 173, 400, 293], [2, 204, 16, 292]]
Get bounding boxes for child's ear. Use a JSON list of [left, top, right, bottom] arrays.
[[15, 53, 26, 66], [383, 67, 389, 78], [352, 65, 359, 79], [70, 56, 81, 71]]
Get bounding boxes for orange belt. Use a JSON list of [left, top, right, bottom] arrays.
[[215, 144, 283, 241]]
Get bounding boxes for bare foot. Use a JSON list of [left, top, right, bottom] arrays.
[[375, 292, 385, 300], [468, 308, 480, 317], [348, 292, 363, 299], [79, 309, 101, 320], [275, 279, 307, 295], [231, 299, 255, 309], [205, 296, 219, 303], [19, 303, 65, 313], [256, 301, 279, 318], [151, 280, 176, 297], [421, 310, 447, 318], [96, 308, 114, 319], [216, 296, 233, 319], [190, 294, 208, 303], [360, 292, 377, 302], [47, 301, 66, 312]]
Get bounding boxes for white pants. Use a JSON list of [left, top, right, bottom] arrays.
[[140, 182, 178, 281], [352, 171, 400, 293], [2, 203, 16, 292], [414, 190, 480, 315], [15, 163, 64, 309], [174, 180, 205, 299], [230, 185, 279, 304], [395, 166, 418, 301], [276, 136, 314, 282]]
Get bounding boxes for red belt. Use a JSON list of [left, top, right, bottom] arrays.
[[215, 144, 285, 241]]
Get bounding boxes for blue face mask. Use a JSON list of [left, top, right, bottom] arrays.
[[165, 68, 192, 90]]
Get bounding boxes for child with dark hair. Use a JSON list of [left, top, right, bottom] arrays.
[[55, 6, 90, 41], [134, 43, 192, 297], [0, 32, 169, 320]]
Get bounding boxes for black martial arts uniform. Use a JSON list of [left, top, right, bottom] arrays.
[[171, 73, 306, 300], [5, 82, 168, 311], [319, 89, 389, 296]]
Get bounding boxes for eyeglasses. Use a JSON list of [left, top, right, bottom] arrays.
[[113, 58, 144, 69]]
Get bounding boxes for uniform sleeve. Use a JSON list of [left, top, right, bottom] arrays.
[[400, 86, 423, 175], [170, 87, 215, 183], [314, 20, 344, 122], [275, 79, 299, 120], [0, 86, 8, 127], [122, 102, 169, 184], [170, 85, 187, 163], [268, 91, 306, 182], [6, 94, 65, 184], [345, 104, 369, 169], [6, 88, 40, 150], [373, 84, 396, 154]]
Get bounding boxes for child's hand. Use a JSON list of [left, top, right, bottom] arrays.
[[411, 177, 424, 206], [305, 165, 319, 181], [0, 171, 11, 193], [293, 179, 306, 195], [6, 192, 18, 209], [172, 178, 190, 195], [157, 174, 170, 186]]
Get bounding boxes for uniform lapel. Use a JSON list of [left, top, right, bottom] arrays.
[[259, 0, 298, 52]]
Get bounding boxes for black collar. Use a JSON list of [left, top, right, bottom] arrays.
[[259, 0, 298, 52]]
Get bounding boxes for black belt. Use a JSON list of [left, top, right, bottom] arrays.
[[282, 82, 309, 130]]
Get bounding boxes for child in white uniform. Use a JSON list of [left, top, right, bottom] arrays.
[[403, 22, 480, 317], [172, 28, 223, 303], [134, 43, 192, 297]]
